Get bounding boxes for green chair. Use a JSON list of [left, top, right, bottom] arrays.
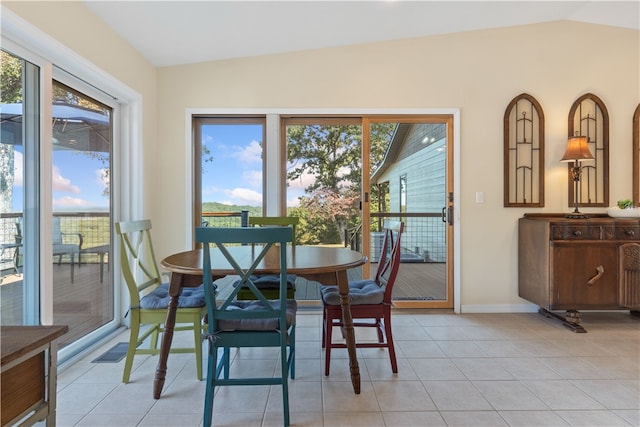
[[197, 226, 296, 427], [115, 220, 206, 383], [248, 216, 299, 245], [241, 216, 299, 300]]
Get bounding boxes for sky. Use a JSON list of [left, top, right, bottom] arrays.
[[8, 123, 313, 213], [10, 146, 109, 212], [201, 123, 313, 208]]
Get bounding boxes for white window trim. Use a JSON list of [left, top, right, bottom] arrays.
[[2, 6, 145, 357]]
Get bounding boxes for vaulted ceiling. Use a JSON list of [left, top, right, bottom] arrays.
[[83, 1, 639, 67]]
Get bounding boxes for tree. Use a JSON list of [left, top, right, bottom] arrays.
[[286, 122, 395, 244]]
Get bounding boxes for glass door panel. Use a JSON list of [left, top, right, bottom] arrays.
[[367, 119, 452, 308], [284, 119, 363, 301], [0, 50, 30, 325], [51, 81, 113, 347]]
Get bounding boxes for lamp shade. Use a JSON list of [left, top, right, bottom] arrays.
[[560, 136, 593, 162]]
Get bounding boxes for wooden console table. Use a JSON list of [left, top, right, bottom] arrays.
[[1, 325, 68, 426], [519, 213, 640, 332]]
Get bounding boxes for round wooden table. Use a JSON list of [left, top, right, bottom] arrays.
[[155, 245, 366, 398]]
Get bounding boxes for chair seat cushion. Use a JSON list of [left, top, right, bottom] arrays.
[[217, 300, 297, 331], [234, 274, 297, 289], [235, 274, 297, 300], [320, 279, 383, 306], [140, 283, 206, 309]]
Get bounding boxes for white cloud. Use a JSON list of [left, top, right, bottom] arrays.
[[230, 140, 262, 164], [95, 168, 109, 188], [224, 187, 262, 206], [53, 166, 80, 194], [286, 169, 315, 191], [242, 170, 262, 189], [54, 196, 93, 208]]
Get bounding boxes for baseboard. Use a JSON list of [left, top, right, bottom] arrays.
[[460, 303, 539, 313]]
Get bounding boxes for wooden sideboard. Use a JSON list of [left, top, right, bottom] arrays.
[[1, 325, 68, 426], [519, 213, 640, 332]]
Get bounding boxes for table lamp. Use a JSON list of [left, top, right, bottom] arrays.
[[560, 135, 593, 218]]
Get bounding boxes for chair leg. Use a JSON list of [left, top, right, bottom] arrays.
[[375, 317, 384, 343], [383, 310, 398, 374], [193, 316, 203, 381], [321, 307, 327, 348], [324, 310, 335, 376], [281, 341, 290, 427], [123, 319, 141, 383], [289, 326, 296, 380], [203, 340, 217, 427]]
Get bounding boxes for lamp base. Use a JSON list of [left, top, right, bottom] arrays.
[[565, 212, 589, 219]]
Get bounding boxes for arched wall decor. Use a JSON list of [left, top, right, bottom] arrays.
[[503, 93, 545, 207], [634, 104, 640, 206], [567, 93, 609, 208]]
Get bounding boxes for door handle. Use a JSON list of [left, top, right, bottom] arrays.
[[442, 206, 453, 225]]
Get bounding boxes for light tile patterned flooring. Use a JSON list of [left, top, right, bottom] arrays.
[[47, 311, 639, 426]]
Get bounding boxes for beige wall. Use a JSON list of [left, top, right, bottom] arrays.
[[4, 0, 159, 224], [4, 2, 638, 309], [158, 21, 638, 310]]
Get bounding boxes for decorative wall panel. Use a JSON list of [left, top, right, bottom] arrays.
[[503, 93, 545, 207], [567, 93, 609, 208]]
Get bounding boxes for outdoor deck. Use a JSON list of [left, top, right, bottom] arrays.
[[0, 260, 446, 348]]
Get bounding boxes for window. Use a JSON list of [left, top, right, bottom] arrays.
[[193, 117, 265, 233]]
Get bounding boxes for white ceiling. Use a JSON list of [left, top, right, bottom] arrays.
[[83, 1, 640, 67]]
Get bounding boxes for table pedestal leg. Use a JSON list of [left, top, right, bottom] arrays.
[[337, 270, 360, 394], [153, 275, 179, 399]]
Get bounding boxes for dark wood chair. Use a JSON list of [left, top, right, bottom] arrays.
[[321, 219, 404, 375]]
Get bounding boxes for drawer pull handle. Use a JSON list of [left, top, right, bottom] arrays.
[[627, 230, 635, 236], [587, 265, 605, 286], [573, 230, 582, 237]]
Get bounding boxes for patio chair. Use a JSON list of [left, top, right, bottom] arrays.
[[0, 220, 22, 282], [116, 220, 206, 383], [196, 226, 296, 427], [52, 217, 81, 283], [321, 219, 404, 375]]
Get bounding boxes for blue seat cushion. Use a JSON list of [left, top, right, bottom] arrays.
[[234, 274, 297, 289], [140, 283, 206, 309], [320, 279, 384, 306], [217, 300, 297, 331]]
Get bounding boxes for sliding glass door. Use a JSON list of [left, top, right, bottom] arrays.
[[50, 80, 113, 347]]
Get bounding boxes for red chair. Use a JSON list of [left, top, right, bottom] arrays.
[[321, 220, 404, 375]]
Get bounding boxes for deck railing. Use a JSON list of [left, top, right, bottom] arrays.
[[348, 212, 446, 263]]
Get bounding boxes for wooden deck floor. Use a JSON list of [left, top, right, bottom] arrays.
[[0, 260, 446, 347]]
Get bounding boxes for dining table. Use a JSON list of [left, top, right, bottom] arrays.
[[156, 244, 367, 399]]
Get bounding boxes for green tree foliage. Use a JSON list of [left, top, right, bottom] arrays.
[[286, 123, 395, 244], [1, 51, 22, 103]]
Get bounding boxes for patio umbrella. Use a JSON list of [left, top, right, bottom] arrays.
[[0, 101, 110, 152]]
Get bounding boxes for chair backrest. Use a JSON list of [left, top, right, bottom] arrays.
[[52, 217, 63, 245], [373, 220, 404, 302], [115, 220, 162, 306], [195, 226, 292, 333], [248, 216, 299, 245]]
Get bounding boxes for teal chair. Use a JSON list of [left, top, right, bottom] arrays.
[[196, 226, 296, 427], [116, 220, 206, 383]]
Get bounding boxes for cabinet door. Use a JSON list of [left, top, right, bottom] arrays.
[[550, 243, 619, 309]]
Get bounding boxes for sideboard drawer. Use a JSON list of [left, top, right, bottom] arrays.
[[551, 225, 603, 240], [615, 224, 640, 240]]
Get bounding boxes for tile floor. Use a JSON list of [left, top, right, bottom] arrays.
[[47, 310, 639, 426]]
